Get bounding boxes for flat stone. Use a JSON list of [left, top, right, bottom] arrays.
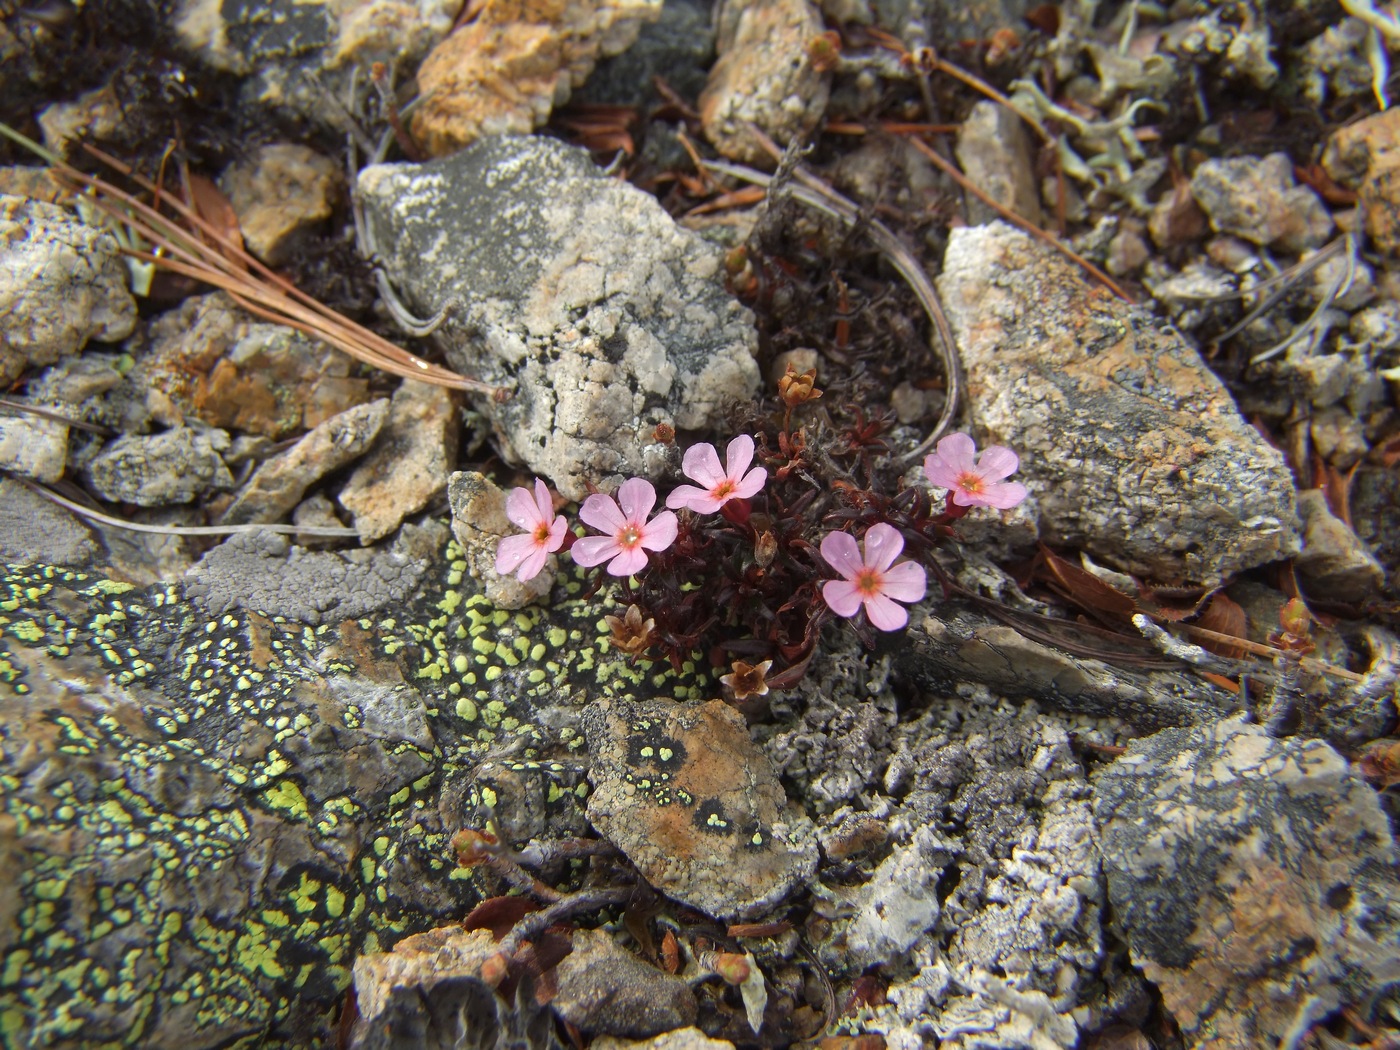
[[340, 381, 460, 543], [220, 143, 342, 265], [582, 697, 818, 920], [83, 426, 235, 506], [0, 195, 137, 386], [1093, 716, 1400, 1050], [592, 1029, 734, 1050], [937, 221, 1300, 587], [699, 0, 829, 164], [359, 136, 758, 500], [552, 928, 698, 1038], [410, 0, 662, 156], [219, 399, 389, 526]]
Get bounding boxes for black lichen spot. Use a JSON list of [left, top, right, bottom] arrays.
[[626, 732, 687, 773], [694, 799, 732, 834]]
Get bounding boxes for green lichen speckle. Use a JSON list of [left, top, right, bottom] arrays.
[[0, 535, 711, 1047]]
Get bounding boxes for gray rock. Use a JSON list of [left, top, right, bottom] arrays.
[[1093, 716, 1400, 1049], [1295, 489, 1385, 603], [0, 410, 68, 482], [0, 477, 98, 565], [842, 827, 944, 968], [699, 0, 830, 164], [955, 100, 1041, 226], [1190, 153, 1334, 254], [359, 137, 758, 500], [0, 195, 137, 386], [582, 697, 818, 920], [83, 426, 235, 506], [552, 928, 698, 1038], [578, 0, 715, 107], [219, 399, 388, 526], [937, 221, 1300, 587], [184, 523, 439, 626], [340, 381, 460, 544]]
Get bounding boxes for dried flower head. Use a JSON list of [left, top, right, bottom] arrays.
[[720, 658, 772, 701], [778, 363, 822, 408], [604, 604, 657, 656]]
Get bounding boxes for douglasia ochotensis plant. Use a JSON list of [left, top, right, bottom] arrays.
[[495, 366, 1027, 697]]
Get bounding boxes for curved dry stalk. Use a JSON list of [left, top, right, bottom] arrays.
[[701, 157, 964, 463]]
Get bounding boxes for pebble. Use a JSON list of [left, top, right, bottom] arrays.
[[83, 425, 235, 506], [218, 399, 388, 526], [1189, 152, 1334, 254], [1294, 489, 1385, 603], [0, 195, 137, 387], [1323, 107, 1400, 254], [937, 221, 1300, 587], [552, 928, 698, 1038], [955, 100, 1041, 227], [0, 411, 68, 483], [220, 143, 342, 265], [359, 135, 757, 500], [1094, 716, 1400, 1049], [36, 83, 122, 159], [410, 0, 663, 156], [699, 0, 830, 164], [339, 381, 460, 543], [582, 697, 818, 920]]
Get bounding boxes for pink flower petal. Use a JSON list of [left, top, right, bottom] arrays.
[[517, 545, 549, 582], [922, 453, 963, 490], [639, 509, 678, 551], [495, 533, 540, 575], [546, 516, 569, 551], [532, 478, 555, 523], [864, 593, 910, 631], [977, 445, 1020, 481], [862, 522, 905, 572], [935, 432, 977, 474], [820, 531, 864, 579], [881, 560, 928, 603], [616, 477, 657, 522], [665, 483, 713, 512], [505, 485, 544, 531], [681, 443, 725, 489], [723, 435, 755, 479], [822, 579, 864, 617], [733, 467, 767, 500], [571, 535, 621, 567], [981, 480, 1028, 510], [579, 493, 626, 533], [608, 546, 649, 577]]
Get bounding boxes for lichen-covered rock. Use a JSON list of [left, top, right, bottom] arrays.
[[219, 399, 389, 526], [0, 195, 137, 386], [1093, 716, 1400, 1050], [83, 425, 235, 506], [699, 0, 830, 164], [937, 221, 1300, 587], [410, 0, 663, 156], [1189, 152, 1334, 254], [359, 136, 758, 500], [552, 928, 698, 1037], [339, 381, 460, 544], [582, 697, 818, 920]]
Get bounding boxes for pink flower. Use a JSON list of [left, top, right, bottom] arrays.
[[495, 479, 568, 582], [922, 433, 1028, 509], [820, 523, 927, 631], [572, 478, 678, 577], [665, 435, 767, 514]]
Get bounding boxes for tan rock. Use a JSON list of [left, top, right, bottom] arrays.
[[699, 0, 830, 164], [220, 143, 342, 265], [410, 0, 662, 156]]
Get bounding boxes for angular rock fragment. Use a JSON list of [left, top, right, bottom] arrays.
[[340, 381, 460, 543], [219, 399, 388, 526], [1294, 489, 1385, 603], [937, 221, 1300, 587], [0, 195, 137, 386], [410, 0, 663, 156], [83, 425, 235, 506], [1189, 153, 1333, 253], [220, 142, 342, 265], [1093, 716, 1400, 1049], [360, 136, 758, 499], [699, 0, 830, 164], [0, 411, 68, 482], [582, 697, 817, 920], [552, 928, 698, 1037], [955, 100, 1041, 226]]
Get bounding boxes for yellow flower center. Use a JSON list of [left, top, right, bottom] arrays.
[[532, 522, 552, 543], [956, 471, 985, 494], [712, 479, 736, 499], [619, 525, 641, 548]]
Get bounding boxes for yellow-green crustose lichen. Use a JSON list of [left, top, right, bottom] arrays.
[[0, 539, 711, 1049]]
